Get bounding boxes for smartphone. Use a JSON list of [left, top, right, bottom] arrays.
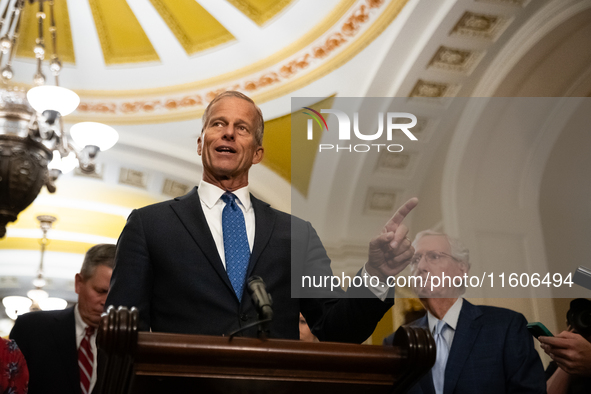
[[527, 322, 554, 338]]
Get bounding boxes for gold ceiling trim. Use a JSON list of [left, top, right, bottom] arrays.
[[70, 0, 407, 125], [88, 0, 159, 65], [149, 0, 234, 55], [7, 205, 126, 239], [1, 238, 101, 255], [75, 0, 356, 97], [17, 0, 75, 64], [252, 0, 408, 103], [226, 0, 293, 26]]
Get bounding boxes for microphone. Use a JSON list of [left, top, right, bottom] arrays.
[[227, 277, 273, 339], [248, 276, 273, 322], [247, 276, 273, 338]]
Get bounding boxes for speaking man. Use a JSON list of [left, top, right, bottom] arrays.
[[106, 91, 417, 342], [384, 230, 546, 394], [10, 243, 116, 394]]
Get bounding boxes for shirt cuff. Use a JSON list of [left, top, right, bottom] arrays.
[[361, 265, 394, 301]]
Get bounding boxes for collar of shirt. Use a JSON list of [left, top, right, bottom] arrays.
[[198, 180, 255, 267], [426, 298, 463, 347], [198, 180, 251, 212], [74, 304, 96, 347]]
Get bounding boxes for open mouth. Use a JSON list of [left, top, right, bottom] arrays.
[[215, 146, 236, 154]]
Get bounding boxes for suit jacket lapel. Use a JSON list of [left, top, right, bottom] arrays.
[[57, 308, 81, 393], [443, 300, 483, 394], [247, 194, 275, 277], [171, 187, 234, 293]]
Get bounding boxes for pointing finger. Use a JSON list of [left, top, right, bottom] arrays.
[[385, 197, 419, 232]]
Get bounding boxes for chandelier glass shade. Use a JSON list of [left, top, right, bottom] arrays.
[[1, 215, 68, 320], [26, 86, 81, 116], [70, 122, 119, 151], [0, 0, 118, 237]]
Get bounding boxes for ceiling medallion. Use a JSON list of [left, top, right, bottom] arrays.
[[450, 11, 510, 41], [409, 80, 455, 98], [428, 46, 483, 74]]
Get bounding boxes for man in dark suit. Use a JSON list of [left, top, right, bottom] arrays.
[[10, 244, 116, 394], [106, 91, 418, 342], [384, 230, 546, 394]]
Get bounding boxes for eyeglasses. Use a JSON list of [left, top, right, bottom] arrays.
[[410, 251, 458, 266]]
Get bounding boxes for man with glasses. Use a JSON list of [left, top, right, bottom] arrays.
[[384, 230, 545, 394]]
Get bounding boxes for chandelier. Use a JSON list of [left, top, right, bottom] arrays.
[[0, 0, 118, 238], [2, 214, 68, 319]]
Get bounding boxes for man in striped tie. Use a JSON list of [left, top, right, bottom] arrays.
[[10, 244, 116, 394]]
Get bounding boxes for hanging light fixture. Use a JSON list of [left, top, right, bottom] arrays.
[[2, 214, 68, 320], [0, 0, 118, 238]]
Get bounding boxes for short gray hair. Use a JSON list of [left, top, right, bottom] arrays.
[[79, 244, 116, 280], [413, 230, 470, 270], [201, 91, 264, 146]]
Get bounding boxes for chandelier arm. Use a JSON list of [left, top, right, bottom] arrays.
[[33, 0, 45, 85], [0, 0, 13, 32], [2, 0, 24, 82], [48, 0, 59, 86], [8, 0, 24, 54], [0, 0, 23, 77]]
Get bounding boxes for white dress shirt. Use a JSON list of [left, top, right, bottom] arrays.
[[198, 180, 255, 268], [74, 304, 97, 393], [426, 297, 463, 348], [198, 180, 387, 299]]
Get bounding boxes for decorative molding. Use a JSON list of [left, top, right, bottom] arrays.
[[409, 80, 456, 98], [428, 46, 484, 74], [450, 11, 510, 41], [74, 164, 104, 179], [475, 0, 530, 7], [119, 168, 148, 189], [472, 0, 591, 97], [72, 0, 410, 124], [162, 179, 191, 197], [375, 150, 414, 172], [365, 188, 399, 214]]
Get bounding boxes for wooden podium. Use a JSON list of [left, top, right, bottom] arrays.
[[96, 307, 435, 394]]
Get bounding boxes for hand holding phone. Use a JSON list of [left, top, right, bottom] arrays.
[[527, 322, 554, 339]]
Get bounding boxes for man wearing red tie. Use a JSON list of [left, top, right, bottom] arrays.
[[10, 244, 115, 394]]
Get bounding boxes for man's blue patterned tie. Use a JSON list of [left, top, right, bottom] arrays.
[[221, 192, 250, 301]]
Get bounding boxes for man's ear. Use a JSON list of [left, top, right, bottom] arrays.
[[252, 146, 264, 165], [197, 134, 203, 156], [459, 262, 469, 276], [74, 273, 83, 295]]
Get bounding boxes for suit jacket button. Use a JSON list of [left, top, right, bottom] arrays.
[[240, 314, 248, 321]]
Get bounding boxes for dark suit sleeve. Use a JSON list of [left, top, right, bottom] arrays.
[[106, 209, 153, 331], [503, 312, 546, 394], [298, 220, 394, 343], [9, 315, 32, 365]]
